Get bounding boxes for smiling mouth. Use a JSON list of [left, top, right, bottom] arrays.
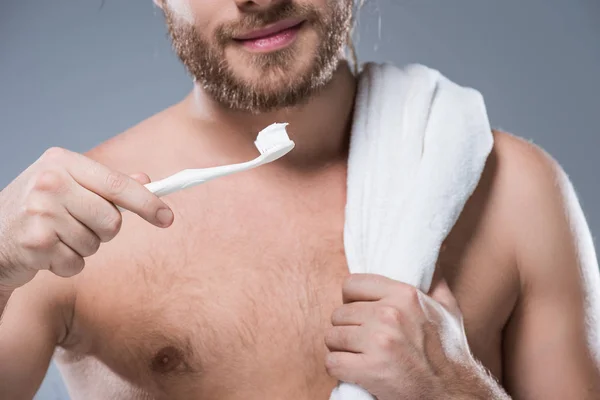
[[232, 20, 306, 53]]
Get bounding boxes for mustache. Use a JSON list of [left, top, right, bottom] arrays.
[[215, 2, 320, 43]]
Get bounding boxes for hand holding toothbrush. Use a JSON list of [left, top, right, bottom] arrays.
[[0, 146, 175, 292], [0, 123, 293, 295]]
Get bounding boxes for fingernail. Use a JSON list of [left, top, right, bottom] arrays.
[[156, 208, 173, 227]]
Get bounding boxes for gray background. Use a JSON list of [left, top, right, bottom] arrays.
[[0, 0, 597, 399]]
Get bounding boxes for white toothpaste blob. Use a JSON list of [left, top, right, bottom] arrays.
[[165, 0, 194, 24]]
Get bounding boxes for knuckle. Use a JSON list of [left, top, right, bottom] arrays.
[[90, 236, 102, 254], [341, 275, 355, 292], [377, 305, 402, 326], [324, 329, 335, 345], [324, 353, 340, 372], [331, 305, 349, 321], [69, 256, 85, 275], [405, 287, 426, 317], [324, 328, 340, 346], [100, 211, 123, 239], [139, 196, 159, 218], [42, 147, 67, 161], [373, 331, 396, 350], [31, 170, 65, 193], [82, 235, 101, 257], [64, 253, 84, 274], [21, 222, 57, 251], [405, 286, 421, 307], [104, 171, 129, 195], [330, 307, 344, 324], [53, 255, 84, 278], [338, 306, 360, 326], [22, 198, 53, 218]]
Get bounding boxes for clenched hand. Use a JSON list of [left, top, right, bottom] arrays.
[[325, 274, 509, 399]]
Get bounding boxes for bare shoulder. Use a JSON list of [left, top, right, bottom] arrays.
[[441, 129, 554, 292], [488, 129, 596, 278], [465, 128, 576, 251], [487, 129, 566, 212], [473, 128, 599, 291], [442, 129, 600, 390], [85, 103, 183, 169], [485, 130, 600, 398]]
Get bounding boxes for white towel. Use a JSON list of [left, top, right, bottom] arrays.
[[330, 63, 494, 400]]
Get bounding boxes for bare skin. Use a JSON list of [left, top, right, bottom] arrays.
[[1, 62, 599, 399], [1, 0, 599, 397]]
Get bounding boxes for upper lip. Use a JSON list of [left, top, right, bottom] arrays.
[[234, 18, 305, 40]]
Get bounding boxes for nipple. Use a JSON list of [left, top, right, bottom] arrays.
[[150, 346, 185, 374]]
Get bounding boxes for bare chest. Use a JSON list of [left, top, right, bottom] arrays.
[[56, 174, 517, 399], [58, 176, 350, 399]]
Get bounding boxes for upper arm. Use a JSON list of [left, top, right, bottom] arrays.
[[496, 133, 600, 399], [0, 272, 74, 399]]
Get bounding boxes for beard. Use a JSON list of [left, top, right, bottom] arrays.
[[163, 0, 353, 113]]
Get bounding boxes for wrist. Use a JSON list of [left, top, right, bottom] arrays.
[[448, 358, 510, 400], [0, 246, 27, 293], [0, 245, 14, 291]]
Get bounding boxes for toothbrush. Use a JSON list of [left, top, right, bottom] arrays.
[[117, 123, 294, 212]]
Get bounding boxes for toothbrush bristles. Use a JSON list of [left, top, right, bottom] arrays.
[[254, 123, 291, 154]]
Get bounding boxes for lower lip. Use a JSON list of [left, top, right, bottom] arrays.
[[236, 23, 304, 53]]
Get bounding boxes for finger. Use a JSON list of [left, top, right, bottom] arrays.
[[324, 326, 367, 353], [60, 182, 124, 243], [45, 148, 173, 227], [324, 352, 365, 385], [129, 172, 151, 185], [54, 208, 101, 257], [342, 273, 406, 303], [48, 241, 85, 278], [331, 301, 373, 326]]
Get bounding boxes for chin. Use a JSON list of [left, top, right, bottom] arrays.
[[197, 27, 340, 112], [229, 34, 318, 77]]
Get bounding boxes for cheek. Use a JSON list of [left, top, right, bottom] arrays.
[[304, 0, 333, 7], [318, 0, 352, 10]]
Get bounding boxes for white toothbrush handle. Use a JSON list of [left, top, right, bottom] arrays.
[[144, 162, 254, 198], [143, 176, 204, 197], [116, 173, 208, 213], [116, 158, 263, 212]]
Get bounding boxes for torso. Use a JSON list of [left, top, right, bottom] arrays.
[[53, 111, 520, 400]]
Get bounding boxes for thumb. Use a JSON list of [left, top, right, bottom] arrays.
[[129, 172, 151, 185], [428, 278, 461, 317]]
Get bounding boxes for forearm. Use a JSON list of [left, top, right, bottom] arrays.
[[464, 374, 511, 400], [0, 245, 16, 320], [449, 361, 511, 400]]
